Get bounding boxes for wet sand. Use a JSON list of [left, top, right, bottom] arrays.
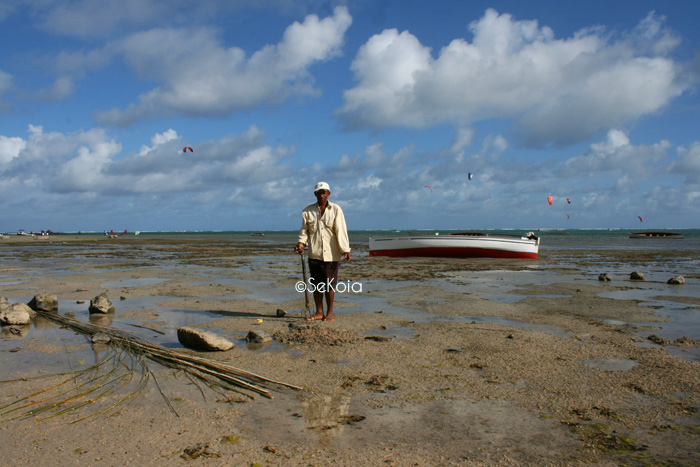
[[1, 235, 699, 466]]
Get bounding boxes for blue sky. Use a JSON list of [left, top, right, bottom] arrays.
[[1, 0, 699, 232]]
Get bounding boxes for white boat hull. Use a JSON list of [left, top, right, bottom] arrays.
[[369, 233, 540, 259]]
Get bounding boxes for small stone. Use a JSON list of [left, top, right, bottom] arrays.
[[246, 330, 272, 343], [89, 293, 115, 314], [91, 332, 111, 344], [598, 273, 612, 282], [28, 293, 59, 313], [276, 308, 287, 317], [364, 335, 392, 342], [630, 271, 646, 281], [667, 276, 685, 285], [647, 334, 669, 345], [178, 326, 235, 351]]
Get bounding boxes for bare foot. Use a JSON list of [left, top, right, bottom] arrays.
[[322, 315, 334, 322], [306, 313, 324, 322]]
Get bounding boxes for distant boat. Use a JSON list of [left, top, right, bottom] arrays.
[[369, 232, 540, 259], [250, 232, 265, 237], [629, 231, 684, 239]]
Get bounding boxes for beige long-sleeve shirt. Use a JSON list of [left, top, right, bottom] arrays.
[[298, 201, 351, 262]]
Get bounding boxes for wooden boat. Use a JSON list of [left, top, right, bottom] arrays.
[[629, 231, 684, 239], [369, 232, 540, 259]]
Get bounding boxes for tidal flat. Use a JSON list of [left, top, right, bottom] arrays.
[[1, 234, 699, 466]]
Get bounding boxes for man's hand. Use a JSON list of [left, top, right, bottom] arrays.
[[295, 243, 305, 254], [343, 252, 351, 262]]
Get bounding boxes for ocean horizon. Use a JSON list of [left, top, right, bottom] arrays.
[[6, 228, 698, 253]]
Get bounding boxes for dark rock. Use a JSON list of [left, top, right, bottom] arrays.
[[28, 293, 59, 313], [630, 271, 646, 281], [246, 330, 272, 343], [276, 308, 287, 317], [667, 276, 685, 285], [647, 334, 669, 345], [364, 335, 392, 342], [598, 273, 612, 282]]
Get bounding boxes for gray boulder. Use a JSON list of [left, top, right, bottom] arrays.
[[28, 293, 59, 313], [598, 273, 612, 282], [667, 276, 685, 285], [177, 326, 235, 351], [89, 293, 115, 314], [0, 303, 33, 325], [630, 271, 646, 281]]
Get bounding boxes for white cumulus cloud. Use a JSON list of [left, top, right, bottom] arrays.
[[337, 9, 688, 147], [96, 6, 352, 126]]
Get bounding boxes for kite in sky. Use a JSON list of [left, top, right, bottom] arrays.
[[468, 173, 473, 181], [183, 146, 193, 153], [424, 185, 433, 193], [547, 196, 553, 206], [638, 216, 643, 222]]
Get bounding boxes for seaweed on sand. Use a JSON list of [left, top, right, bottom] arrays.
[[0, 310, 301, 423]]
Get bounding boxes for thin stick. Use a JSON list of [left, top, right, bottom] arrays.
[[126, 323, 166, 335], [301, 252, 311, 318]]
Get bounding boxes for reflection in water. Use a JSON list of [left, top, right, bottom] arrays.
[[1, 324, 30, 339], [32, 315, 58, 330], [89, 313, 114, 327], [300, 394, 351, 447], [245, 340, 271, 351]]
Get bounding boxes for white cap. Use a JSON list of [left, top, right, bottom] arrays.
[[314, 181, 330, 193]]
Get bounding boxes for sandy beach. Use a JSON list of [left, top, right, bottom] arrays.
[[1, 234, 699, 466]]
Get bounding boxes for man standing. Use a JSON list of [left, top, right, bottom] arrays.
[[296, 181, 351, 322]]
